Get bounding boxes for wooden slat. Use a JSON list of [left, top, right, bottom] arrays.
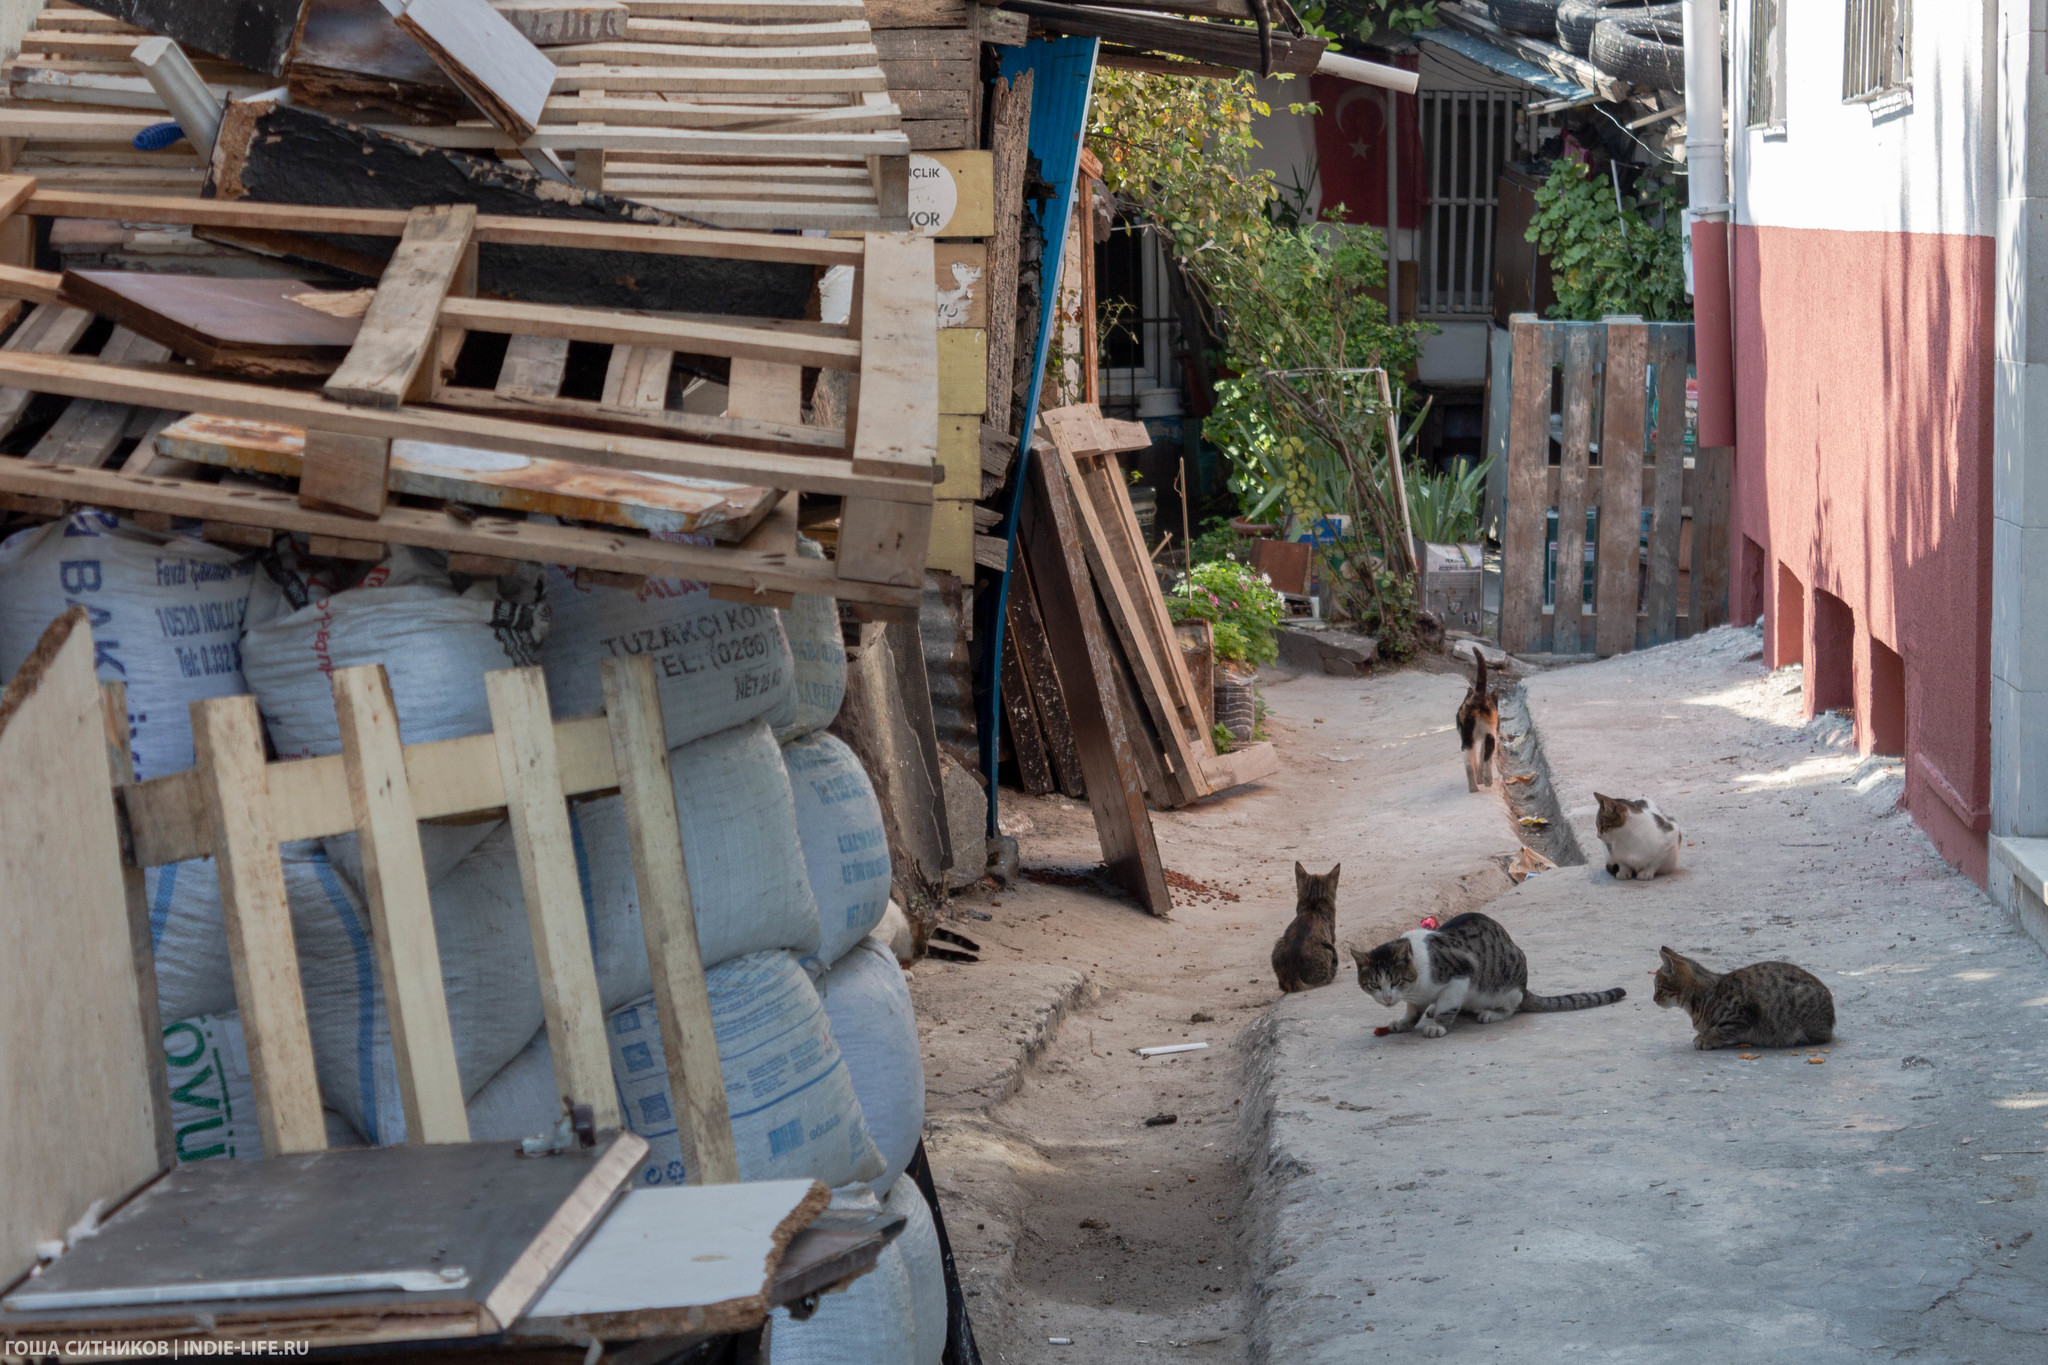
[[548, 62, 889, 94], [1595, 320, 1647, 658], [600, 656, 740, 1185], [1550, 325, 1599, 656], [325, 204, 479, 410], [998, 618, 1055, 795], [538, 96, 900, 132], [1687, 444, 1732, 633], [333, 665, 470, 1146], [496, 334, 571, 399], [542, 39, 881, 67], [443, 296, 859, 370], [486, 668, 622, 1130], [0, 303, 95, 441], [623, 16, 872, 43], [847, 232, 937, 478], [430, 382, 844, 456], [1642, 325, 1689, 646], [1499, 317, 1554, 653], [190, 695, 327, 1158], [1019, 438, 1169, 914], [726, 357, 802, 424], [399, 0, 559, 139], [1008, 551, 1084, 799], [98, 682, 176, 1173]]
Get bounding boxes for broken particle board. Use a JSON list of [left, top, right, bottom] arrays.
[[208, 100, 817, 318], [61, 270, 364, 371], [156, 412, 783, 540], [288, 0, 467, 124], [393, 0, 558, 139], [65, 0, 311, 76]]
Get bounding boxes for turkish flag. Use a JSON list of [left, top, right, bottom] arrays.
[[1309, 57, 1425, 231]]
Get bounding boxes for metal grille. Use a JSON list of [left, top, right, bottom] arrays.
[[1418, 89, 1522, 317], [1843, 0, 1910, 102], [1747, 0, 1783, 128], [1094, 221, 1182, 413]]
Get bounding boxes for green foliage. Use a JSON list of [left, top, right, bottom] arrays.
[[1405, 455, 1493, 544], [1211, 722, 1237, 755], [1298, 1, 1438, 45], [1525, 158, 1691, 322], [1187, 515, 1245, 568], [1168, 558, 1287, 667]]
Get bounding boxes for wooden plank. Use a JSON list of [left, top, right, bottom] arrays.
[[325, 203, 478, 410], [625, 16, 872, 43], [29, 327, 169, 467], [544, 39, 880, 67], [397, 0, 558, 138], [1020, 441, 1169, 914], [189, 694, 327, 1157], [1687, 443, 1732, 633], [496, 333, 570, 398], [602, 345, 672, 412], [0, 459, 920, 607], [445, 297, 858, 369], [1550, 325, 1598, 655], [0, 612, 166, 1290], [1642, 324, 1689, 646], [98, 682, 177, 1173], [600, 655, 740, 1185], [297, 429, 393, 519], [547, 62, 889, 94], [1595, 320, 1647, 658], [61, 0, 309, 75], [1008, 551, 1084, 798], [431, 382, 844, 456], [1499, 318, 1554, 654], [836, 496, 934, 588], [998, 614, 1056, 795], [0, 350, 932, 500], [538, 97, 902, 132], [726, 357, 802, 424], [984, 69, 1031, 434], [934, 414, 979, 498], [0, 303, 95, 440], [486, 667, 623, 1130], [1050, 437, 1206, 805], [848, 232, 938, 477], [870, 26, 977, 60], [494, 0, 630, 43], [928, 496, 975, 579], [936, 327, 986, 414], [60, 271, 363, 368], [332, 665, 470, 1145]]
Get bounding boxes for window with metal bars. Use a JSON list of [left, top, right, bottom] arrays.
[[1418, 89, 1524, 317], [1094, 219, 1183, 413], [1747, 0, 1785, 130], [1842, 0, 1910, 103]]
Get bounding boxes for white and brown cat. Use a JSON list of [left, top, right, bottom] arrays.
[[1594, 793, 1682, 880], [1456, 653, 1499, 792]]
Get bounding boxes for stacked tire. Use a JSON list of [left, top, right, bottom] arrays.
[[1556, 0, 1679, 56], [1489, 0, 1565, 35], [1589, 15, 1686, 89]]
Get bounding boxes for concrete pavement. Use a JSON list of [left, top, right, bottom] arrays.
[[1242, 625, 2048, 1362]]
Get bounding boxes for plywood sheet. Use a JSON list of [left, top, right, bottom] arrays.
[[69, 0, 310, 76], [156, 413, 781, 540], [62, 271, 364, 365]]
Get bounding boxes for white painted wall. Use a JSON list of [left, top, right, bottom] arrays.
[[0, 0, 43, 62], [1730, 0, 1998, 238]]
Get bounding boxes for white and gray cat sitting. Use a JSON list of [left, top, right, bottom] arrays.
[[1594, 792, 1682, 880]]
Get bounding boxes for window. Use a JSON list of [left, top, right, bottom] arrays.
[[1747, 0, 1785, 130], [1842, 0, 1910, 103], [1417, 89, 1523, 317], [1094, 220, 1183, 412]]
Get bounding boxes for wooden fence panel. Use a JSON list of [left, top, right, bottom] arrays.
[[1550, 325, 1601, 655], [1687, 444, 1733, 633], [1641, 325, 1691, 646], [1500, 317, 1555, 653], [1596, 321, 1647, 657]]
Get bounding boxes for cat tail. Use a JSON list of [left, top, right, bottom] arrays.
[[1519, 986, 1627, 1012]]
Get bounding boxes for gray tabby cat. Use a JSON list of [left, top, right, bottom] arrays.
[[1352, 912, 1626, 1038], [1272, 863, 1340, 992], [1651, 947, 1835, 1049]]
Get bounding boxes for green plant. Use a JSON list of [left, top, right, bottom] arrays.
[[1187, 515, 1244, 568], [1298, 1, 1438, 45], [1168, 558, 1287, 667], [1525, 158, 1690, 322], [1405, 455, 1494, 544], [1211, 722, 1237, 754]]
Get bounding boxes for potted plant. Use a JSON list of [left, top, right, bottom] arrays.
[[1166, 557, 1285, 748]]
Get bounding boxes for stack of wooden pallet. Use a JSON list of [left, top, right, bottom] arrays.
[[0, 179, 937, 613], [0, 0, 917, 231], [864, 0, 1029, 151], [1009, 403, 1279, 914]]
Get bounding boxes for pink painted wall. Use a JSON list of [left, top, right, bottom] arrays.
[[1732, 223, 1995, 883]]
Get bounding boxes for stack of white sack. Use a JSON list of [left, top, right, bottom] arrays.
[[766, 1184, 915, 1365], [766, 537, 846, 742], [0, 512, 258, 1023], [160, 1012, 361, 1162]]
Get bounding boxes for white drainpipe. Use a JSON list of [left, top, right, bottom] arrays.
[[1683, 0, 1735, 446]]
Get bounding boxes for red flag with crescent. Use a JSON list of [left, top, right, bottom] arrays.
[[1309, 57, 1425, 231]]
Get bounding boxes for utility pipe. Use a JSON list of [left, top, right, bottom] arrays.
[[129, 37, 221, 161], [1318, 50, 1420, 95], [1382, 88, 1399, 325], [1683, 0, 1735, 447]]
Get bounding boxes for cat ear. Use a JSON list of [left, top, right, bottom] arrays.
[[1294, 861, 1307, 893], [1325, 864, 1341, 890], [1593, 792, 1614, 811], [1658, 945, 1678, 961]]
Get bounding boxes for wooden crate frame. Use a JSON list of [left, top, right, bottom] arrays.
[[1498, 315, 1731, 656], [0, 179, 936, 613]]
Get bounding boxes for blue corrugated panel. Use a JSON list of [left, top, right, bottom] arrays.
[[980, 36, 1101, 833]]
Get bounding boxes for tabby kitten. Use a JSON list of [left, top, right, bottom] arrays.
[[1272, 863, 1340, 992], [1456, 654, 1500, 792], [1352, 912, 1625, 1038], [1594, 793, 1682, 879], [1651, 947, 1835, 1050]]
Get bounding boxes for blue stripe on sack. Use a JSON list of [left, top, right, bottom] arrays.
[[148, 860, 179, 949], [724, 1053, 847, 1123], [568, 805, 599, 947], [312, 858, 382, 1144]]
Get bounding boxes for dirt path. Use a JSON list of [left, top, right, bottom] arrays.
[[913, 656, 1527, 1362]]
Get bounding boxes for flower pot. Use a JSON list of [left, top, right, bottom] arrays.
[[1231, 517, 1281, 539]]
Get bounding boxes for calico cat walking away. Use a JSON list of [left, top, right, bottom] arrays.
[[1594, 793, 1682, 879], [1272, 863, 1340, 992], [1353, 912, 1625, 1038], [1456, 654, 1500, 792], [1651, 947, 1835, 1050]]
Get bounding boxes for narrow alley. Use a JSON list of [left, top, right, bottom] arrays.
[[918, 627, 2048, 1363]]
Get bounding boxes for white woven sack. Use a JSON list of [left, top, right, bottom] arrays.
[[569, 717, 821, 1006], [0, 511, 255, 781], [465, 1026, 560, 1143], [883, 1177, 946, 1365], [816, 937, 923, 1195], [783, 732, 890, 965], [608, 950, 884, 1189], [540, 562, 792, 749], [769, 1186, 915, 1365], [162, 1012, 359, 1162], [767, 537, 845, 741], [145, 858, 235, 1023], [288, 830, 545, 1143]]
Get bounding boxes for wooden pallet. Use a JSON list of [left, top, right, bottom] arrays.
[[0, 181, 937, 612], [0, 0, 915, 229]]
